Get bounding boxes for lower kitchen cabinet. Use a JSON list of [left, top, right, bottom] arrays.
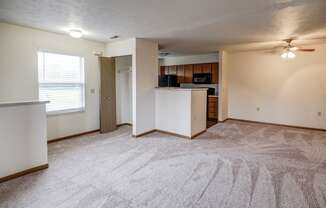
[[208, 96, 218, 120]]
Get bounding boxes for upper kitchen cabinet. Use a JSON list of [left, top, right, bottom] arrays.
[[164, 65, 177, 75], [177, 65, 185, 83], [160, 66, 165, 76], [202, 63, 212, 73], [211, 63, 219, 84], [164, 66, 169, 75], [169, 65, 177, 75], [184, 64, 193, 83], [159, 62, 218, 84], [194, 63, 212, 74], [193, 64, 202, 74]]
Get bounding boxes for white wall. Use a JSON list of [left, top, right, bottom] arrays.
[[191, 90, 207, 136], [0, 23, 105, 140], [160, 53, 219, 66], [116, 56, 132, 124], [105, 39, 135, 57], [105, 38, 158, 136], [133, 39, 159, 136], [226, 44, 326, 129], [218, 51, 229, 121], [155, 88, 207, 137], [0, 102, 48, 178], [155, 89, 192, 136]]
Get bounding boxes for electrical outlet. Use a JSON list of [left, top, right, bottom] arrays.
[[256, 107, 260, 112], [318, 112, 322, 117]]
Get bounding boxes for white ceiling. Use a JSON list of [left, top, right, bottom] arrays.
[[1, 0, 326, 54]]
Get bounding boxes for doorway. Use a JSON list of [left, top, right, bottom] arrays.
[[115, 55, 132, 126]]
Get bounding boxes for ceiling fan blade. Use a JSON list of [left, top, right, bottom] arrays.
[[263, 46, 283, 54], [297, 48, 315, 52], [289, 47, 298, 51]]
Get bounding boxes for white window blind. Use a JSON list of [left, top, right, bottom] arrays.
[[38, 51, 85, 114]]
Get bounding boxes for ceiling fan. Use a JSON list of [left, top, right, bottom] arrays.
[[279, 39, 315, 59]]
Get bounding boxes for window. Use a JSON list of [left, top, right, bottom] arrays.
[[38, 51, 85, 114]]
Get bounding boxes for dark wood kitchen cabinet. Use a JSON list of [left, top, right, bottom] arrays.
[[202, 63, 211, 73], [164, 65, 177, 75], [169, 65, 177, 75], [177, 65, 185, 83], [193, 64, 202, 74], [193, 63, 211, 74], [208, 96, 218, 120], [211, 63, 218, 84], [159, 62, 218, 84], [184, 64, 193, 83], [160, 66, 165, 76]]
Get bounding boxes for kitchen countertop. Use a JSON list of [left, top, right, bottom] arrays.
[[208, 95, 218, 98], [0, 100, 49, 107], [155, 87, 208, 91]]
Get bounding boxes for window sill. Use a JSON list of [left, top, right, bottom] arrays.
[[46, 108, 85, 117]]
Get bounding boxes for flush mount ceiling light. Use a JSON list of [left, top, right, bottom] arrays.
[[69, 29, 83, 38]]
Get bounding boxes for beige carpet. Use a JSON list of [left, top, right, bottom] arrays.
[[1, 120, 326, 208]]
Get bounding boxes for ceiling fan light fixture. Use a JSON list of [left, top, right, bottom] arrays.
[[281, 52, 288, 59], [281, 51, 296, 59], [287, 51, 296, 59]]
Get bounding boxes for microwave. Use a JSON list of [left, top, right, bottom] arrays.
[[193, 73, 212, 84]]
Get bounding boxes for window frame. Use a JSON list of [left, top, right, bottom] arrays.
[[37, 50, 86, 116]]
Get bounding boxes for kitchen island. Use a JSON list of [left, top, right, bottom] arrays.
[[155, 87, 207, 139]]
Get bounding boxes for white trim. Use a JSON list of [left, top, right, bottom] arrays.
[[37, 49, 85, 59], [80, 57, 86, 112], [37, 51, 86, 114], [0, 100, 49, 107], [46, 108, 85, 116]]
